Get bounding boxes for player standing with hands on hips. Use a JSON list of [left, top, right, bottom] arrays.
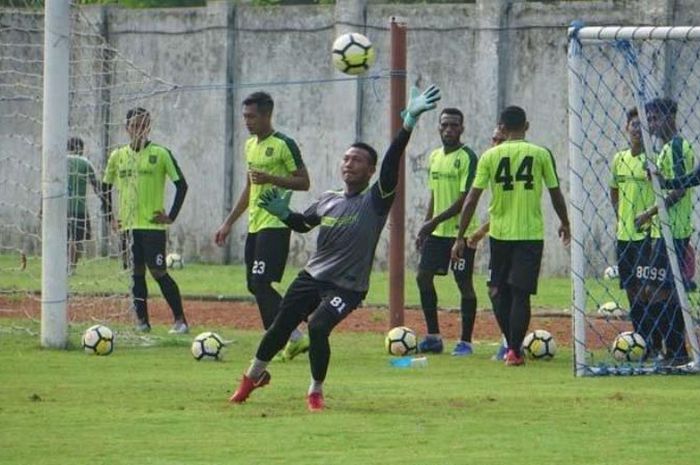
[[229, 85, 441, 411], [103, 107, 189, 334], [451, 106, 570, 366]]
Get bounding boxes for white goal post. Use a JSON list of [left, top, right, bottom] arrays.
[[41, 0, 71, 348], [568, 24, 700, 376]]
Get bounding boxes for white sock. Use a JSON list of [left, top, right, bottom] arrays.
[[290, 328, 303, 343], [308, 379, 323, 395], [246, 358, 269, 380]]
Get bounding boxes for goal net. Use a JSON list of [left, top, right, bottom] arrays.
[[1, 2, 179, 346], [568, 25, 700, 375]]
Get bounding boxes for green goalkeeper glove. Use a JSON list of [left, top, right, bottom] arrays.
[[401, 84, 441, 129], [258, 188, 292, 221]]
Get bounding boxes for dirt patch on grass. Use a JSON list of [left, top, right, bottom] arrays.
[[0, 295, 630, 348]]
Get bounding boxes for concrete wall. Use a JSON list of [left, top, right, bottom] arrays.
[[2, 0, 700, 276]]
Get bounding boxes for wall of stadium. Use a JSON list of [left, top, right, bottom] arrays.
[[2, 0, 700, 277]]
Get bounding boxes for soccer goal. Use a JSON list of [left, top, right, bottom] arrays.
[[1, 1, 181, 347], [568, 25, 700, 375]]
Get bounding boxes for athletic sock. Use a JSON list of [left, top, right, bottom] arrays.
[[290, 328, 303, 343], [419, 287, 439, 334], [246, 358, 269, 380], [155, 273, 186, 322], [509, 287, 531, 354], [131, 274, 148, 323], [459, 297, 477, 343], [308, 379, 323, 395], [253, 282, 282, 329]]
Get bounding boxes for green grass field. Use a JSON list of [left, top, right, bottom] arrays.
[[1, 254, 618, 312], [1, 321, 699, 465], [2, 255, 700, 464]]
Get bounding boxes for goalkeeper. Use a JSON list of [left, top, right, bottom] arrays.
[[229, 85, 441, 411]]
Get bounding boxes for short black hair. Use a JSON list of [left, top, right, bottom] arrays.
[[645, 98, 677, 117], [243, 91, 274, 115], [440, 107, 464, 124], [626, 107, 639, 123], [126, 107, 150, 123], [498, 106, 527, 131], [350, 142, 378, 166], [67, 136, 84, 154]]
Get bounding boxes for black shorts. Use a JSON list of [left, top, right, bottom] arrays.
[[418, 235, 475, 281], [130, 229, 167, 271], [487, 238, 544, 295], [617, 239, 651, 290], [279, 270, 365, 329], [68, 213, 91, 243], [245, 228, 291, 285], [642, 237, 692, 290]]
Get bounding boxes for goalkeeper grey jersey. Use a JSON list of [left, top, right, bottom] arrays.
[[302, 184, 392, 292]]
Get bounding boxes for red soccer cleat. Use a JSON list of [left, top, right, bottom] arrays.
[[504, 349, 525, 366], [306, 392, 325, 412], [229, 371, 271, 403]]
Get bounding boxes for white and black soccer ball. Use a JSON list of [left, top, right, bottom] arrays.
[[82, 324, 114, 356], [385, 326, 417, 356], [522, 329, 556, 360], [166, 253, 184, 270], [611, 331, 646, 362], [604, 265, 619, 280], [191, 331, 225, 361], [597, 301, 628, 319], [332, 32, 376, 75]]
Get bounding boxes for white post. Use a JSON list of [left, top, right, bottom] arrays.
[[567, 25, 589, 377], [41, 0, 70, 348]]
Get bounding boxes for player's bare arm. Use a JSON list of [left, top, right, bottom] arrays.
[[415, 193, 434, 250], [549, 187, 570, 246], [466, 221, 490, 249], [215, 177, 250, 246], [634, 188, 685, 230], [418, 191, 467, 241], [451, 187, 483, 261], [610, 187, 619, 221], [249, 166, 310, 191]]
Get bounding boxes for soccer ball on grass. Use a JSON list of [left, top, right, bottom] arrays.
[[82, 324, 114, 356], [191, 331, 225, 361], [611, 331, 646, 362], [332, 32, 376, 75], [603, 265, 619, 280], [522, 329, 556, 360], [385, 326, 417, 356], [166, 253, 184, 270], [597, 301, 628, 319]]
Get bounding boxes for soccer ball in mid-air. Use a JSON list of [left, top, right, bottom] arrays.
[[611, 331, 646, 362], [385, 326, 417, 356], [332, 32, 376, 75], [166, 253, 184, 270], [191, 331, 225, 361], [604, 265, 619, 280], [597, 301, 628, 319], [522, 329, 556, 360], [82, 324, 114, 356]]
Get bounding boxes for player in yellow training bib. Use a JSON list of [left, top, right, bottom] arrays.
[[451, 106, 570, 366], [214, 92, 311, 361], [103, 108, 189, 334], [414, 108, 479, 356]]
